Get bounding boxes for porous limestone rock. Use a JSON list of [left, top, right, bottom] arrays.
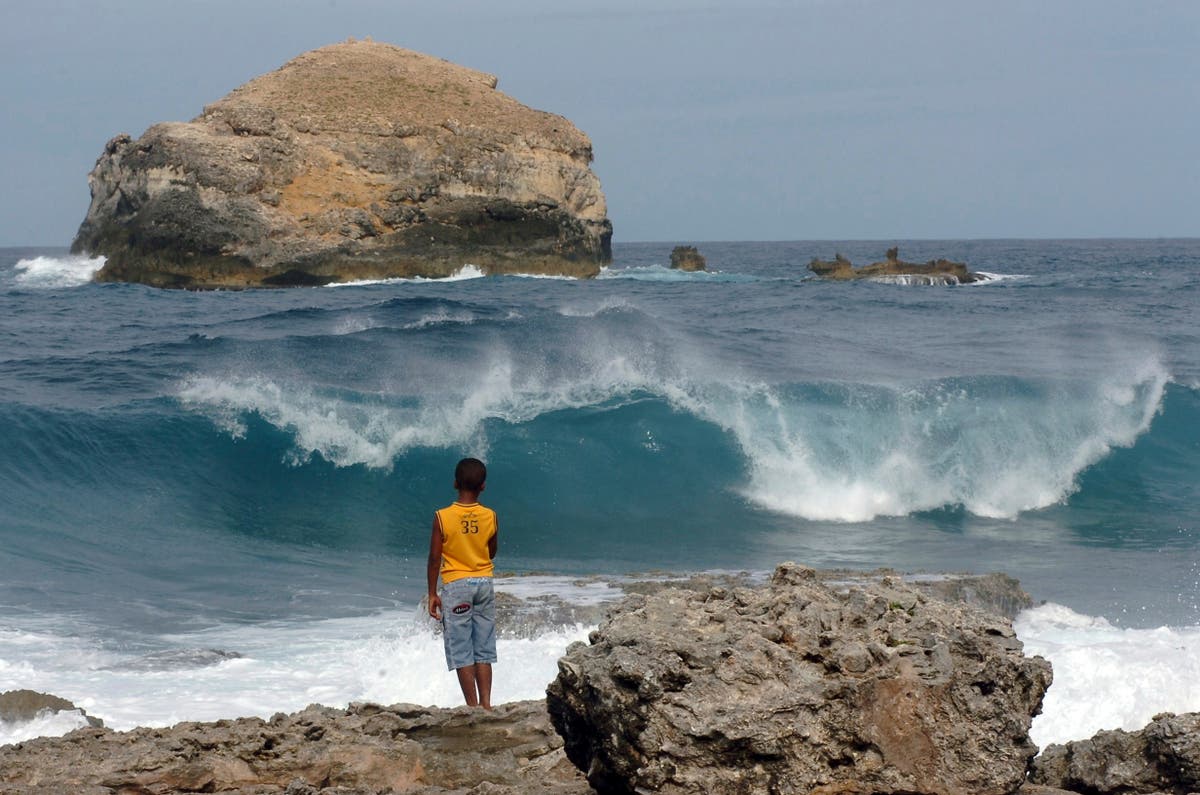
[[546, 562, 1052, 795], [0, 700, 592, 794], [809, 247, 987, 284], [669, 246, 706, 272], [1031, 711, 1200, 794], [72, 40, 612, 288]]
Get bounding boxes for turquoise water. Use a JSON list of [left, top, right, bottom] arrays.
[[1, 240, 1197, 633]]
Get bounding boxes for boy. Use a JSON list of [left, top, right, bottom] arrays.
[[427, 457, 499, 708]]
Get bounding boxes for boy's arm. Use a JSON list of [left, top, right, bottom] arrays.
[[488, 517, 498, 560], [427, 515, 443, 619]]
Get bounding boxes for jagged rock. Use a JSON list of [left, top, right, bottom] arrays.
[[0, 700, 592, 794], [0, 689, 104, 728], [1031, 711, 1200, 794], [546, 562, 1051, 795], [72, 40, 613, 288], [669, 246, 706, 271], [809, 247, 987, 284]]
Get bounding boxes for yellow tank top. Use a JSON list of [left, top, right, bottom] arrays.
[[436, 502, 497, 583]]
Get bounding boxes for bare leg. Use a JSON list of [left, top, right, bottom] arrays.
[[474, 662, 493, 710], [455, 666, 480, 707]]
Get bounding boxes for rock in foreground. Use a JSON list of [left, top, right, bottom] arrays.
[[547, 562, 1052, 795], [0, 700, 590, 794], [1031, 711, 1200, 794], [72, 40, 612, 288], [810, 247, 987, 284]]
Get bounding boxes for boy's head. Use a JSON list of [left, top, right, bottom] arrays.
[[454, 457, 487, 493]]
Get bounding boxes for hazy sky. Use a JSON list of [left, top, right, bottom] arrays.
[[2, 0, 1197, 246]]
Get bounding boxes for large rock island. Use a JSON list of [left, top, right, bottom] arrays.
[[72, 40, 613, 288]]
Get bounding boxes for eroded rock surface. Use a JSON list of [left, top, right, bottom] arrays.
[[547, 562, 1051, 795], [0, 700, 591, 794], [810, 247, 986, 284], [1031, 711, 1200, 794], [72, 40, 612, 288]]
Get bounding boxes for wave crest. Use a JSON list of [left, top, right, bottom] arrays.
[[178, 346, 1170, 520]]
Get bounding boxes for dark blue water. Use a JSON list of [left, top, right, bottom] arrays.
[[2, 240, 1198, 637]]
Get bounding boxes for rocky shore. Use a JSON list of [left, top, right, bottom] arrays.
[[3, 567, 1197, 794], [809, 247, 987, 284], [71, 40, 612, 288]]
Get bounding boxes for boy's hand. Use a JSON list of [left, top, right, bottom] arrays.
[[428, 594, 442, 620]]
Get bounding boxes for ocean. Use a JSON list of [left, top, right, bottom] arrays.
[[1, 239, 1197, 750]]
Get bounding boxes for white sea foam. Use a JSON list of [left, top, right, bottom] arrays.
[[508, 272, 579, 281], [598, 265, 756, 283], [556, 296, 638, 318], [868, 274, 965, 286], [4, 593, 1194, 749], [328, 263, 487, 287], [969, 271, 1030, 284], [0, 601, 589, 737], [1016, 603, 1200, 748], [0, 709, 93, 746], [12, 254, 106, 288], [720, 357, 1170, 521], [401, 309, 477, 329], [866, 272, 1028, 286]]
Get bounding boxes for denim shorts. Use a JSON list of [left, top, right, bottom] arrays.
[[440, 577, 497, 671]]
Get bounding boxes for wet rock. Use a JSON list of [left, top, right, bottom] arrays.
[[1031, 711, 1200, 794], [72, 40, 612, 289], [546, 562, 1051, 795]]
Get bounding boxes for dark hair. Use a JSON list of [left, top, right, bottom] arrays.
[[455, 457, 487, 492]]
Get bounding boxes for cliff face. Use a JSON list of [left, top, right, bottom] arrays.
[[72, 40, 612, 288]]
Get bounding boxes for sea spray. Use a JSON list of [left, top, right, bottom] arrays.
[[1017, 603, 1200, 748], [12, 255, 106, 288]]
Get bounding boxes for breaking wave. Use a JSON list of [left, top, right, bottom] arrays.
[[176, 351, 1171, 521], [13, 255, 106, 288]]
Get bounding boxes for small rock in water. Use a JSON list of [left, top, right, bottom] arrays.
[[669, 245, 707, 271], [103, 648, 244, 672], [0, 689, 104, 728]]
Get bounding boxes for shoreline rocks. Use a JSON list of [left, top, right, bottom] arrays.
[[0, 700, 591, 794], [809, 247, 987, 284], [547, 562, 1051, 794], [7, 567, 1199, 794], [1032, 711, 1200, 794], [71, 40, 613, 289]]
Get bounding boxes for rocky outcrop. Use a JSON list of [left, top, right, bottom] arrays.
[[810, 247, 987, 284], [0, 700, 591, 794], [669, 246, 706, 272], [1031, 711, 1200, 794], [546, 562, 1052, 795], [72, 40, 612, 288], [0, 689, 104, 728]]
